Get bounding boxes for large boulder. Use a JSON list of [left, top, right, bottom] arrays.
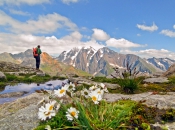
[[0, 71, 6, 79]]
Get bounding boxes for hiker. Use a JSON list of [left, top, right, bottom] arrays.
[[33, 45, 42, 70]]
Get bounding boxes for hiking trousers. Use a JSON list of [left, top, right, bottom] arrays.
[[35, 56, 40, 69]]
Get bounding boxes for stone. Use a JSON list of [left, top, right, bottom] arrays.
[[0, 91, 28, 98], [143, 77, 169, 84], [36, 71, 45, 76], [103, 83, 121, 90], [103, 92, 175, 109], [0, 71, 6, 79]]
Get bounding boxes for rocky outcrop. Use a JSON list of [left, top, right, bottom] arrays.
[[0, 93, 44, 129]]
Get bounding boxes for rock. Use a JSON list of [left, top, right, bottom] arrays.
[[0, 71, 6, 79], [0, 91, 28, 98], [103, 83, 121, 90], [143, 77, 169, 83], [36, 71, 45, 76], [104, 92, 175, 109]]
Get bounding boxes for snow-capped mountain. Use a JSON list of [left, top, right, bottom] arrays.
[[56, 47, 162, 76], [146, 57, 175, 71]]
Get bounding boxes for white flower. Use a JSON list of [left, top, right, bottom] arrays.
[[99, 83, 108, 93], [38, 105, 56, 120], [54, 85, 69, 97], [69, 82, 76, 91], [89, 91, 102, 104], [99, 83, 105, 88], [66, 107, 79, 121], [45, 100, 57, 111], [81, 88, 89, 98], [89, 84, 98, 91], [94, 88, 104, 96]]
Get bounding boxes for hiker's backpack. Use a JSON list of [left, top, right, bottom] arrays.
[[33, 48, 38, 58]]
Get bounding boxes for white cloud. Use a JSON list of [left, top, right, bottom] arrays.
[[61, 0, 79, 4], [0, 11, 77, 34], [62, 31, 82, 41], [0, 0, 50, 6], [120, 49, 175, 60], [137, 23, 158, 32], [0, 32, 104, 56], [160, 30, 175, 37], [9, 9, 30, 16], [106, 38, 146, 49], [173, 25, 175, 29], [92, 28, 110, 41]]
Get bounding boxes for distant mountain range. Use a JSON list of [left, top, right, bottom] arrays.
[[0, 47, 174, 77], [56, 47, 175, 76], [146, 57, 175, 71]]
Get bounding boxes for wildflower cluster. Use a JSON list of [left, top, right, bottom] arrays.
[[37, 82, 108, 125]]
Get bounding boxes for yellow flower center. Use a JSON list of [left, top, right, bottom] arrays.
[[92, 96, 97, 101], [44, 111, 50, 116], [49, 105, 53, 111], [71, 111, 76, 117], [60, 89, 65, 94]]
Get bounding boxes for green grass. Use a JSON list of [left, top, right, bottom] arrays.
[[35, 99, 137, 130], [92, 76, 175, 94]]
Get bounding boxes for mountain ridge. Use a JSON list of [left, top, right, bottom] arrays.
[[56, 47, 170, 76]]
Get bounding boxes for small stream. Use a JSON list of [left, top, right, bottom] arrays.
[[0, 79, 68, 104]]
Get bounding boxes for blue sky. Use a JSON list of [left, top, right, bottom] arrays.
[[0, 0, 175, 59]]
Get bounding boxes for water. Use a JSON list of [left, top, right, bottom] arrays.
[[0, 79, 68, 104]]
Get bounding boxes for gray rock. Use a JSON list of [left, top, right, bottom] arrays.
[[104, 92, 175, 109], [0, 91, 28, 98], [103, 83, 121, 90], [36, 71, 45, 76], [0, 71, 6, 79], [143, 77, 169, 83]]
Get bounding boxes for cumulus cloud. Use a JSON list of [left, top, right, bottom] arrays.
[[0, 0, 50, 6], [92, 28, 110, 41], [173, 25, 175, 29], [9, 9, 30, 16], [61, 0, 79, 4], [106, 38, 146, 49], [0, 32, 104, 56], [62, 31, 82, 41], [160, 30, 175, 37], [0, 11, 77, 34], [120, 49, 175, 59], [137, 23, 158, 32]]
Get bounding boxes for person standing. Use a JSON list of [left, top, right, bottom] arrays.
[[33, 45, 42, 70]]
